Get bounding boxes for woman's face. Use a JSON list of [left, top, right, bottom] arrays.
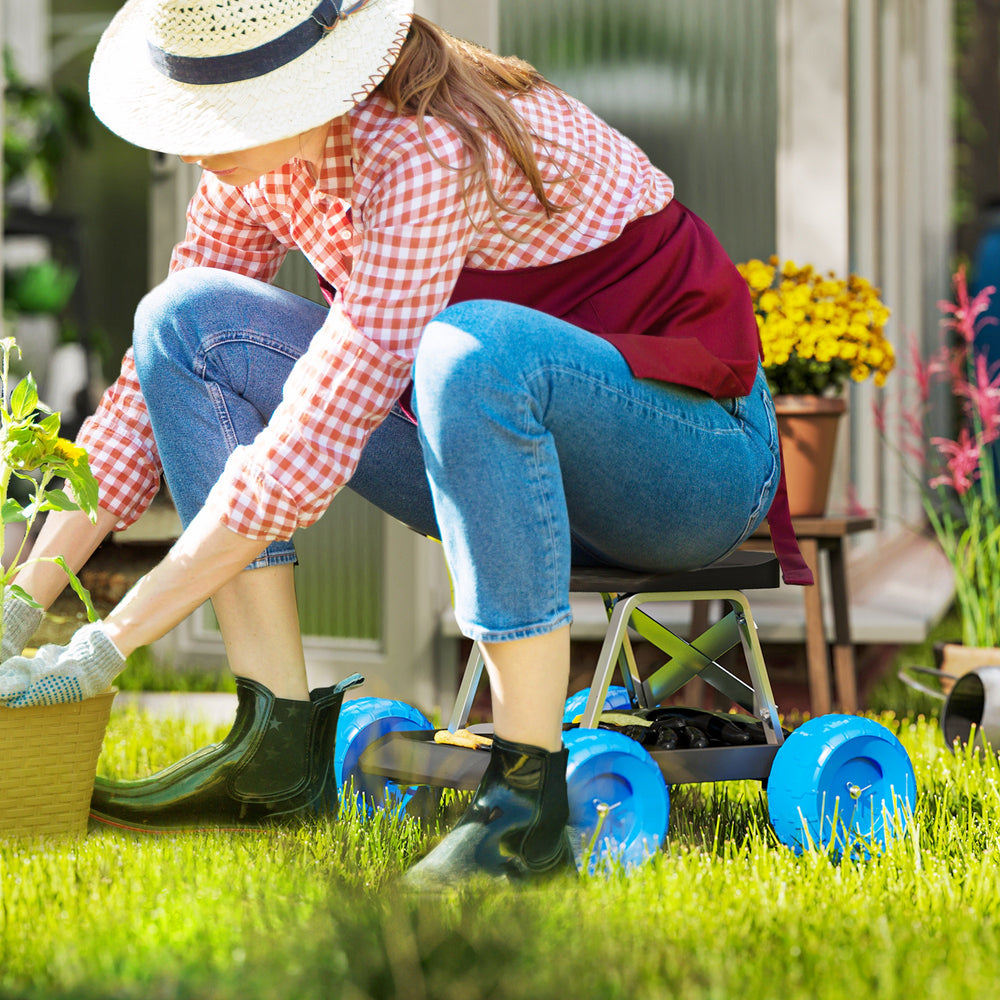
[[180, 123, 329, 185]]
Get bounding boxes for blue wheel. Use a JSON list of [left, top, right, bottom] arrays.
[[334, 698, 432, 815], [767, 714, 916, 855], [564, 728, 669, 874], [563, 685, 633, 724]]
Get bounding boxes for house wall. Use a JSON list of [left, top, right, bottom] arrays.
[[498, 0, 952, 546], [806, 0, 953, 545], [1, 0, 48, 82], [773, 0, 954, 634], [495, 0, 955, 639]]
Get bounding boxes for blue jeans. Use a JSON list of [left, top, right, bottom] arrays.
[[133, 268, 779, 642]]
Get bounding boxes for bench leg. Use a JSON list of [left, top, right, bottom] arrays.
[[827, 540, 860, 713], [800, 537, 833, 716]]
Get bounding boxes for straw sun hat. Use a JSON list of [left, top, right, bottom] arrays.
[[89, 0, 415, 156]]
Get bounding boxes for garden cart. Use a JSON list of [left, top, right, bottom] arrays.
[[334, 550, 916, 869]]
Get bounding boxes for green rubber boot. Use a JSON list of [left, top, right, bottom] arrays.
[[89, 674, 362, 832], [402, 734, 577, 890]]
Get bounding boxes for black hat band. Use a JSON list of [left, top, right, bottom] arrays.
[[147, 0, 370, 86]]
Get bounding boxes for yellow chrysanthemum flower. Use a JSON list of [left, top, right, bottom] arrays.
[[739, 257, 894, 396]]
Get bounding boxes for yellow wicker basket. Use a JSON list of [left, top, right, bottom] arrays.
[[0, 688, 116, 838]]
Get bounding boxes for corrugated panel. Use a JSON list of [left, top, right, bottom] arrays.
[[500, 0, 777, 262], [293, 490, 383, 640], [273, 253, 329, 305], [273, 253, 384, 641], [200, 465, 384, 641], [208, 3, 779, 641]]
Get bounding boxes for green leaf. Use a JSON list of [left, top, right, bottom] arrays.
[[0, 498, 26, 524], [2, 422, 49, 472], [9, 373, 38, 420], [5, 423, 34, 446], [37, 411, 61, 436], [63, 462, 99, 521], [39, 487, 80, 513], [52, 556, 99, 623], [7, 583, 42, 610]]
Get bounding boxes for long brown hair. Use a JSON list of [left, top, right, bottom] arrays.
[[377, 16, 569, 223]]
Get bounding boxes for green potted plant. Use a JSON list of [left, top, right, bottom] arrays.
[[3, 48, 89, 204], [0, 337, 113, 839]]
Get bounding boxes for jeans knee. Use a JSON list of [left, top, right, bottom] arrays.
[[134, 267, 241, 380], [134, 269, 198, 376], [414, 317, 474, 412], [414, 301, 515, 412]]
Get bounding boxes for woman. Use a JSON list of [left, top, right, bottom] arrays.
[[0, 0, 808, 887]]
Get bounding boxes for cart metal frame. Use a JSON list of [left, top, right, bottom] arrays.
[[360, 549, 786, 791]]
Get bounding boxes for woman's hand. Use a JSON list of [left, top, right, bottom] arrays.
[[0, 589, 43, 662], [100, 505, 269, 657], [0, 622, 124, 707], [0, 510, 282, 707]]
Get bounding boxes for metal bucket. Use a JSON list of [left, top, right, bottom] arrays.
[[942, 666, 1000, 751]]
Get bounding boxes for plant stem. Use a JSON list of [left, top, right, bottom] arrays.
[[0, 464, 8, 650]]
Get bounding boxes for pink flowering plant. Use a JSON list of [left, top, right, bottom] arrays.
[[878, 268, 1000, 647]]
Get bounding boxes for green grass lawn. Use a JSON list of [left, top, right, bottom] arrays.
[[1, 701, 999, 1000]]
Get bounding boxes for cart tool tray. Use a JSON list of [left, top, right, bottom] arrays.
[[359, 725, 780, 790]]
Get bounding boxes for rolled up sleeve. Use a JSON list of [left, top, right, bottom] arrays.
[[203, 121, 485, 540], [75, 348, 162, 529], [204, 303, 413, 539]]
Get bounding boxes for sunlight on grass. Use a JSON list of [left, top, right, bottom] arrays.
[[2, 707, 1000, 999]]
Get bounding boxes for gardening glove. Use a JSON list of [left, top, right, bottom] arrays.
[[0, 589, 43, 662], [0, 622, 124, 707]]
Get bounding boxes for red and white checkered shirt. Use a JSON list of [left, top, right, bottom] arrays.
[[78, 87, 673, 541]]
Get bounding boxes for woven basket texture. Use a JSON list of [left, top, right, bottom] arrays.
[[0, 688, 116, 838]]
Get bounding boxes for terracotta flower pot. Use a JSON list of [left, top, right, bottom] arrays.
[[0, 688, 116, 838], [773, 395, 847, 517]]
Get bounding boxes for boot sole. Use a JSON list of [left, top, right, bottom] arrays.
[[87, 807, 332, 835]]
